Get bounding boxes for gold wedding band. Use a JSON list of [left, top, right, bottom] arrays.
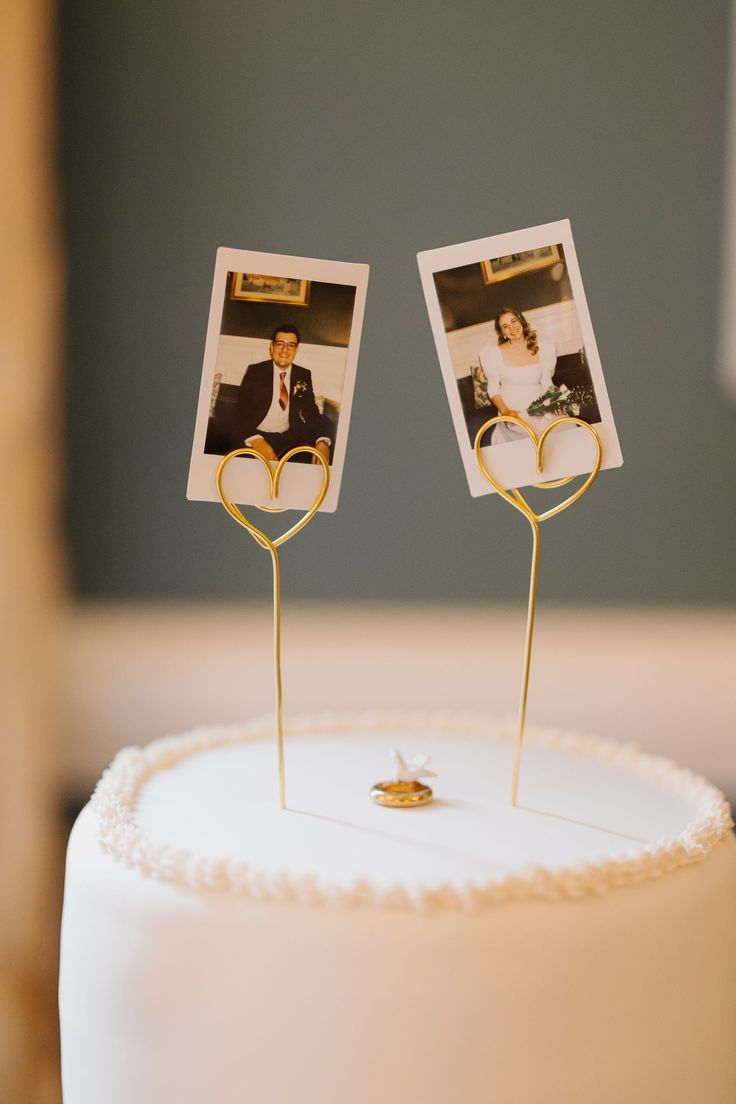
[[370, 780, 433, 808]]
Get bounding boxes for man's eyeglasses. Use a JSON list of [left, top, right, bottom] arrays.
[[273, 340, 298, 350]]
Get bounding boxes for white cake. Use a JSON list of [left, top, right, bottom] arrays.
[[59, 713, 736, 1103]]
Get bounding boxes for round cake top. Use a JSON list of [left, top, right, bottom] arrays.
[[92, 713, 732, 912]]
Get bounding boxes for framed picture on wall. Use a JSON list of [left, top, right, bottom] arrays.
[[480, 246, 562, 284], [230, 272, 311, 307]]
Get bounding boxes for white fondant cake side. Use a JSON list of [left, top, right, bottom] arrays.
[[59, 715, 736, 1104]]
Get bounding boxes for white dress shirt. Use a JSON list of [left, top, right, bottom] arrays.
[[245, 363, 290, 445], [256, 363, 291, 434]]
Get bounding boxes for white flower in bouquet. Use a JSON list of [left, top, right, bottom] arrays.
[[572, 403, 580, 416]]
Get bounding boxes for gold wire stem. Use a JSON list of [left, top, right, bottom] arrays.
[[215, 445, 330, 810], [268, 543, 286, 810], [512, 515, 540, 806], [474, 414, 603, 806]]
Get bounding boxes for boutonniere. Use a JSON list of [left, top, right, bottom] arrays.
[[292, 380, 308, 397]]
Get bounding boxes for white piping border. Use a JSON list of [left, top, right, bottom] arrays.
[[91, 713, 734, 912]]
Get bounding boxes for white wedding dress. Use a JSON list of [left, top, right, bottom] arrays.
[[479, 338, 557, 445]]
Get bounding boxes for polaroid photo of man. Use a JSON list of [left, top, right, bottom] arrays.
[[188, 247, 369, 513], [417, 220, 622, 496]]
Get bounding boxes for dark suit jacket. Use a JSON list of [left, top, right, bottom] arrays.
[[236, 360, 332, 446]]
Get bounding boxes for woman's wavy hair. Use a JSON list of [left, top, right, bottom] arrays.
[[494, 307, 538, 356]]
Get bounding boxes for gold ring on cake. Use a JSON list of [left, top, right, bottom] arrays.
[[370, 780, 433, 807]]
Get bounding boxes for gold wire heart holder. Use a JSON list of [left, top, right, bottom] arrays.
[[216, 445, 330, 810], [474, 415, 603, 806]]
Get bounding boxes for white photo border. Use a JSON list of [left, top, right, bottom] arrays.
[[417, 220, 622, 496], [187, 247, 369, 513]]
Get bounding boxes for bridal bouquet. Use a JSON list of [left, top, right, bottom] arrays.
[[526, 383, 594, 419]]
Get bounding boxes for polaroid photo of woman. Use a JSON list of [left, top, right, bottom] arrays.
[[417, 220, 622, 496]]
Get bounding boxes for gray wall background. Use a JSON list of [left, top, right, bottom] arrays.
[[59, 0, 736, 602]]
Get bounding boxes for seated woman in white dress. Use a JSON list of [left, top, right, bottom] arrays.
[[479, 307, 558, 445]]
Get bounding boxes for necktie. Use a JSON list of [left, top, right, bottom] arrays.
[[278, 371, 288, 411]]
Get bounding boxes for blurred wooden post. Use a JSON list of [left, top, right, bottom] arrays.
[[0, 1, 64, 1100]]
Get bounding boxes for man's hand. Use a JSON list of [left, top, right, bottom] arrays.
[[248, 436, 278, 462], [311, 441, 330, 465]]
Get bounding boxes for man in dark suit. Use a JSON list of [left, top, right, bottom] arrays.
[[236, 324, 332, 465]]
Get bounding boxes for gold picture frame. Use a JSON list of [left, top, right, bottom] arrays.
[[230, 272, 311, 307], [480, 245, 562, 285]]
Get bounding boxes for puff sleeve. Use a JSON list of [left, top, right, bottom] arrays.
[[479, 342, 502, 398]]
